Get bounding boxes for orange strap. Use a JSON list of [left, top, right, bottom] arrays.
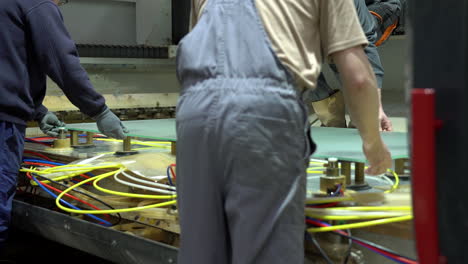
[[369, 11, 383, 24], [375, 19, 398, 46]]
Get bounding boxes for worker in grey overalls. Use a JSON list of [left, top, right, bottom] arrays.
[[175, 0, 393, 263]]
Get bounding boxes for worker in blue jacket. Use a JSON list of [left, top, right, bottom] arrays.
[[310, 0, 402, 131], [0, 0, 128, 247]]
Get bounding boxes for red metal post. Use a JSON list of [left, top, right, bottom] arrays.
[[411, 88, 442, 264]]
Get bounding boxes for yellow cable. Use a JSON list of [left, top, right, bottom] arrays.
[[307, 170, 323, 174], [309, 161, 326, 165], [22, 164, 123, 185], [92, 169, 176, 199], [306, 197, 353, 205], [306, 213, 406, 221], [32, 172, 90, 185], [21, 166, 89, 174], [96, 138, 171, 146], [95, 138, 120, 142], [22, 168, 91, 185], [41, 164, 120, 173], [145, 141, 171, 145], [55, 167, 177, 214], [55, 168, 177, 214], [326, 206, 411, 211], [307, 215, 413, 233], [26, 162, 177, 214], [384, 169, 399, 193], [20, 168, 40, 173], [40, 165, 95, 172]]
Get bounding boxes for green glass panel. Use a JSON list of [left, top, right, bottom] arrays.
[[67, 119, 177, 141], [311, 127, 408, 162], [67, 119, 408, 162]]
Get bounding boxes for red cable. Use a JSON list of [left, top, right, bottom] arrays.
[[29, 137, 55, 141], [307, 202, 340, 208], [23, 150, 53, 161], [25, 172, 111, 221], [170, 164, 176, 180], [23, 162, 55, 167], [25, 138, 52, 147], [306, 219, 416, 264]]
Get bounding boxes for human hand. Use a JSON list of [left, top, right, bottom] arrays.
[[93, 107, 129, 139], [363, 139, 392, 175], [39, 112, 66, 137], [379, 109, 393, 132]]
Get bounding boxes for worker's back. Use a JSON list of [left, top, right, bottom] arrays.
[[188, 0, 368, 93]]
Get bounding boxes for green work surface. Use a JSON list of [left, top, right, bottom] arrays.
[[311, 127, 408, 162], [67, 119, 408, 162], [67, 119, 177, 142]]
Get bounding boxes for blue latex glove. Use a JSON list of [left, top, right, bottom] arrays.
[[39, 112, 66, 137], [93, 107, 129, 139]]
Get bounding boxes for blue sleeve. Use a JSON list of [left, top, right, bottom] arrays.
[[33, 104, 48, 121], [25, 2, 106, 118]]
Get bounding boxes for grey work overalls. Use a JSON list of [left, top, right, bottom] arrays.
[[175, 0, 315, 263]]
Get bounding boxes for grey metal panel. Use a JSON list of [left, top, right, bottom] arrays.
[[379, 38, 409, 91], [46, 66, 180, 96], [136, 0, 172, 46], [12, 200, 178, 264], [60, 0, 137, 45], [59, 0, 173, 47]]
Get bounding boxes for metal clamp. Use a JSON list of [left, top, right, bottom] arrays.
[[70, 131, 95, 149], [115, 137, 138, 156]]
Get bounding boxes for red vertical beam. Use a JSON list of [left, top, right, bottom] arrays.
[[411, 88, 442, 264]]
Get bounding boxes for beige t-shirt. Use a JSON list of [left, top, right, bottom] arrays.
[[190, 0, 368, 91]]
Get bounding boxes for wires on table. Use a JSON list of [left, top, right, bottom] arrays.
[[23, 150, 53, 161], [306, 217, 417, 264], [166, 166, 174, 186], [114, 170, 176, 194], [385, 169, 400, 193], [25, 138, 52, 147], [28, 170, 112, 226], [166, 164, 176, 186], [343, 229, 352, 264], [303, 161, 414, 264], [22, 159, 123, 225], [20, 158, 178, 216], [305, 232, 333, 264], [32, 173, 122, 226]]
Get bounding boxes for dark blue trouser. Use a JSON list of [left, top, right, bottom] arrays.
[[0, 121, 25, 249]]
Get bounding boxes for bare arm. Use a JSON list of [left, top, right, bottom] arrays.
[[332, 46, 392, 175]]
